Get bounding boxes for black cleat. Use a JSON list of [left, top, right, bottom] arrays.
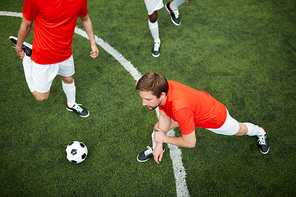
[[151, 41, 161, 57], [66, 103, 90, 118], [137, 146, 153, 162], [137, 146, 165, 162], [257, 127, 270, 154], [9, 36, 32, 56], [165, 2, 181, 26]]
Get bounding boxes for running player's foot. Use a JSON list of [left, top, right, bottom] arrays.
[[152, 41, 161, 57], [165, 2, 181, 26], [66, 103, 90, 118], [137, 146, 165, 162], [257, 127, 269, 154], [9, 36, 32, 56]]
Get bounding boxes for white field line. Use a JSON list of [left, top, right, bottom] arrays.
[[1, 11, 190, 197], [0, 11, 22, 17]]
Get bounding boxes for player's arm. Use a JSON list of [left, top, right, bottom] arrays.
[[152, 110, 176, 163], [154, 109, 196, 148], [154, 128, 196, 148], [16, 17, 33, 59], [157, 110, 174, 133], [80, 14, 99, 58]]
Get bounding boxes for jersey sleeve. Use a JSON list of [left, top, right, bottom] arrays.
[[174, 108, 195, 135], [78, 0, 88, 17], [23, 0, 38, 21]]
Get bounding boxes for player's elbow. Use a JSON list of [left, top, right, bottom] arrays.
[[186, 139, 196, 148], [183, 132, 196, 148], [187, 142, 196, 148]]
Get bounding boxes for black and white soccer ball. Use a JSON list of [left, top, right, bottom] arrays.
[[66, 141, 88, 164]]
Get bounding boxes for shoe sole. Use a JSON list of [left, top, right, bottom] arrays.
[[9, 36, 32, 56], [9, 36, 33, 48], [259, 147, 270, 154], [66, 107, 90, 118], [165, 3, 181, 26], [136, 155, 151, 162], [152, 53, 160, 58]]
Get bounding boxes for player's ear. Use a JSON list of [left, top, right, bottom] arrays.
[[160, 92, 166, 99]]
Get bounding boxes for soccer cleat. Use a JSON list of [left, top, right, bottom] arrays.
[[257, 127, 269, 154], [137, 146, 165, 162], [165, 2, 181, 26], [152, 41, 161, 57], [9, 36, 32, 56], [66, 103, 90, 118]]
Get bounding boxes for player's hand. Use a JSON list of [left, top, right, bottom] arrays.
[[152, 143, 164, 164], [186, 0, 191, 3], [153, 128, 166, 143], [15, 46, 25, 59], [90, 44, 99, 58]]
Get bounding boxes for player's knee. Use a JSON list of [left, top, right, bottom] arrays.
[[149, 17, 157, 23], [61, 76, 73, 84], [35, 96, 48, 101], [149, 12, 157, 23], [33, 92, 49, 101]]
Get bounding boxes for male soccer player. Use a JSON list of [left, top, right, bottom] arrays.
[[136, 72, 270, 163], [11, 0, 99, 117], [145, 0, 191, 57]]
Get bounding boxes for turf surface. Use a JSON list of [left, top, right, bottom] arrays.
[[1, 0, 296, 196]]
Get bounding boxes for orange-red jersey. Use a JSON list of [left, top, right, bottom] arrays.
[[159, 81, 227, 135], [23, 0, 88, 64]]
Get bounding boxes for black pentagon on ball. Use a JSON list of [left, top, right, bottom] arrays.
[[82, 153, 87, 159], [71, 149, 77, 155], [69, 141, 74, 146], [79, 142, 85, 148], [71, 160, 77, 164]]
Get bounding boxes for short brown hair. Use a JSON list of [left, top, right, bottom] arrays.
[[136, 72, 168, 98]]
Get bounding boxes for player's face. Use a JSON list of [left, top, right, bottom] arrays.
[[140, 91, 162, 111]]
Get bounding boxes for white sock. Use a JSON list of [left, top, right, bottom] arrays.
[[170, 0, 186, 10], [22, 55, 34, 92], [62, 80, 76, 107], [152, 130, 156, 149], [244, 123, 265, 136], [148, 19, 160, 43]]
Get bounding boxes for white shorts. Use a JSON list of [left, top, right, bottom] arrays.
[[207, 110, 240, 136], [144, 0, 164, 15], [32, 55, 75, 93]]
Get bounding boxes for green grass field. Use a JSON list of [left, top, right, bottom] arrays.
[[1, 0, 296, 196]]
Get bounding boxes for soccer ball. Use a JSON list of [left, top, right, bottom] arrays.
[[66, 141, 88, 164]]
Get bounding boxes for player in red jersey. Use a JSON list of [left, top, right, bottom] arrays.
[[136, 72, 269, 163], [11, 0, 99, 117]]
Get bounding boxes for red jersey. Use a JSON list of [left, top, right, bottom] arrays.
[[23, 0, 88, 64], [159, 81, 227, 135]]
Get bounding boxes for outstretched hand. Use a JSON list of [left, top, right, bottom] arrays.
[[152, 143, 164, 164], [152, 128, 167, 164], [90, 44, 99, 58]]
